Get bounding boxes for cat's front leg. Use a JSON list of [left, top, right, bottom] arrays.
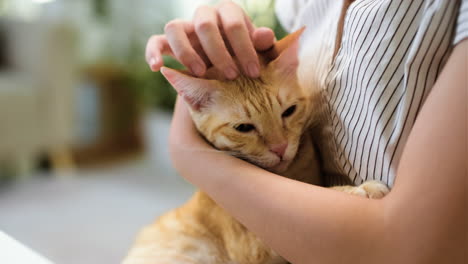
[[331, 180, 390, 199]]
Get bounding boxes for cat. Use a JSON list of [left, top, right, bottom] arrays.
[[122, 29, 389, 264]]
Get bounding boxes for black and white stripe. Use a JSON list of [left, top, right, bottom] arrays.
[[277, 0, 467, 187]]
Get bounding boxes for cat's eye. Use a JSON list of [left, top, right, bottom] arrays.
[[282, 105, 297, 118], [234, 124, 256, 133]]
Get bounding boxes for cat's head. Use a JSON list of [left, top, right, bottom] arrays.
[[162, 30, 312, 173]]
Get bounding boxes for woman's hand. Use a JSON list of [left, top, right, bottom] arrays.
[[168, 94, 249, 187], [145, 0, 275, 79], [169, 97, 209, 149]]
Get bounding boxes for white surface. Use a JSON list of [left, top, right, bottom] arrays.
[[0, 159, 195, 264], [0, 113, 195, 264], [0, 231, 54, 264]]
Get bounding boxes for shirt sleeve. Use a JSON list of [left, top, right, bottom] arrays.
[[454, 0, 468, 44]]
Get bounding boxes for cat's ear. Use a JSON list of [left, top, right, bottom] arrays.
[[161, 67, 218, 111], [268, 27, 304, 78]]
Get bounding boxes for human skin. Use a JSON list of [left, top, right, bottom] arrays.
[[147, 2, 467, 263], [145, 0, 275, 79]]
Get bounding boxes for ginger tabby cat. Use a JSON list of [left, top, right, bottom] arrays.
[[123, 29, 389, 264]]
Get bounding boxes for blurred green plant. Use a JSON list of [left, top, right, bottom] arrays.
[[126, 0, 286, 112], [93, 0, 109, 22], [126, 56, 181, 112]]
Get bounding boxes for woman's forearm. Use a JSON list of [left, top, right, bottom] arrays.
[[169, 100, 386, 263], [169, 41, 467, 264], [381, 40, 467, 264]]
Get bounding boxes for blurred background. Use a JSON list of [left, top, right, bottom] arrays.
[[0, 0, 285, 263]]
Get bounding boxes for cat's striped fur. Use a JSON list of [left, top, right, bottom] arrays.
[[123, 30, 389, 264]]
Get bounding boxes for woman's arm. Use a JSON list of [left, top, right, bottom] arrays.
[[145, 1, 275, 78], [169, 39, 467, 264]]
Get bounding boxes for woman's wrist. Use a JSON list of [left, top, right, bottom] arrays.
[[168, 97, 250, 186]]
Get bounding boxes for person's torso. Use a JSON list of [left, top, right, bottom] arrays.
[[279, 0, 463, 187]]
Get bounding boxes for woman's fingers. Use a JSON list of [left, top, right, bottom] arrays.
[[253, 27, 275, 51], [218, 1, 259, 78], [164, 19, 206, 76], [145, 35, 173, 72], [187, 33, 212, 67], [193, 5, 239, 79], [146, 1, 275, 78]]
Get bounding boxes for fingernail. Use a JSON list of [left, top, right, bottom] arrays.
[[224, 67, 238, 80], [149, 57, 157, 70], [247, 62, 259, 78], [190, 62, 204, 76]]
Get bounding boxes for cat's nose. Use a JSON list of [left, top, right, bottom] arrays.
[[270, 143, 288, 159]]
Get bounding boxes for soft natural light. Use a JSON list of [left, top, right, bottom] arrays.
[[32, 0, 55, 4]]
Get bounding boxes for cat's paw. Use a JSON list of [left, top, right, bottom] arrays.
[[354, 181, 390, 199]]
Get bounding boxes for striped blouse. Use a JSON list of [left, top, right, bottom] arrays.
[[275, 0, 468, 187]]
